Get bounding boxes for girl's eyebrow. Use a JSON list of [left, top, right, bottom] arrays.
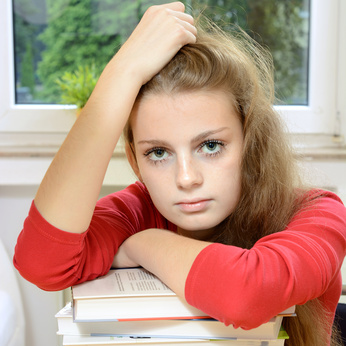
[[137, 127, 229, 147], [137, 139, 170, 147], [191, 127, 229, 144]]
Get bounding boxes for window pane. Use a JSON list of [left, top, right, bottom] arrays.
[[13, 0, 309, 106], [188, 0, 310, 105]]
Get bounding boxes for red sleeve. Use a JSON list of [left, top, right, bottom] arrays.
[[13, 182, 175, 291], [185, 192, 346, 329]]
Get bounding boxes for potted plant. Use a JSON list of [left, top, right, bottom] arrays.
[[56, 64, 99, 115]]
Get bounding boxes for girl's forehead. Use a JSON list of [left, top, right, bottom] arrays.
[[131, 90, 243, 142], [132, 89, 238, 119]]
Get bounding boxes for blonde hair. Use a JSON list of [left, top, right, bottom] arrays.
[[123, 17, 340, 346]]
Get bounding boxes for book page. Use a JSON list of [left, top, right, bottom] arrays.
[[73, 268, 175, 298], [115, 268, 173, 295]]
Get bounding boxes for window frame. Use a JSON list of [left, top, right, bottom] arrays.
[[0, 0, 345, 151]]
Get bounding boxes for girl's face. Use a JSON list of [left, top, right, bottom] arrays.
[[129, 90, 243, 240]]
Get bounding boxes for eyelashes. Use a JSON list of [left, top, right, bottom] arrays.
[[144, 147, 169, 162], [143, 139, 226, 164], [198, 140, 225, 155]]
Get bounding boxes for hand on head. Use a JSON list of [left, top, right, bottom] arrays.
[[114, 2, 197, 85]]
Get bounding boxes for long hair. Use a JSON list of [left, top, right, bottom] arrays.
[[123, 17, 340, 346]]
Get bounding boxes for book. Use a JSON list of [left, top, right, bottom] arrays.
[[72, 268, 209, 322], [55, 304, 283, 340], [62, 335, 287, 346], [57, 303, 284, 340], [62, 336, 204, 345], [71, 268, 295, 323]]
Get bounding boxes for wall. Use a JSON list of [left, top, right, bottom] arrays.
[[0, 185, 61, 346], [300, 156, 346, 203]]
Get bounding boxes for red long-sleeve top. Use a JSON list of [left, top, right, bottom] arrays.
[[13, 182, 346, 331]]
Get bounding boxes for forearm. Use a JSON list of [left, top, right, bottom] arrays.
[[35, 63, 141, 233], [119, 229, 211, 297], [34, 3, 196, 234]]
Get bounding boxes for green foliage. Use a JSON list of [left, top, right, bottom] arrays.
[[36, 0, 121, 103], [13, 0, 44, 102], [56, 64, 99, 109], [188, 0, 309, 105], [15, 0, 309, 105], [245, 0, 309, 104], [13, 0, 41, 56], [21, 42, 36, 96]]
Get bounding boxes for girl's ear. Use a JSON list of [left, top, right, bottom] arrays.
[[125, 142, 143, 182]]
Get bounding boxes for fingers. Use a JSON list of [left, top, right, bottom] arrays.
[[110, 2, 197, 85], [167, 7, 197, 39], [174, 15, 197, 43], [161, 1, 186, 12], [144, 3, 197, 45], [145, 2, 195, 30]]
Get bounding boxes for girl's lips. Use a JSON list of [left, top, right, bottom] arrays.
[[176, 199, 211, 213]]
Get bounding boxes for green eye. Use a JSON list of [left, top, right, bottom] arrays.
[[205, 142, 218, 151], [200, 140, 223, 154], [145, 148, 169, 162], [153, 149, 166, 158]]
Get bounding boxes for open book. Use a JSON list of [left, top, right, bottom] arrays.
[[71, 268, 294, 323], [72, 268, 209, 322]]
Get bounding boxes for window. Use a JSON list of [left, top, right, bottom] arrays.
[[12, 0, 309, 106], [0, 0, 345, 147]]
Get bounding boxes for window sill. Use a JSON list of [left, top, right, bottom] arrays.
[[0, 138, 135, 187], [297, 146, 346, 161], [292, 133, 346, 160]]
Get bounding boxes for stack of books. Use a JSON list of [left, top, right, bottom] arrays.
[[56, 268, 294, 346]]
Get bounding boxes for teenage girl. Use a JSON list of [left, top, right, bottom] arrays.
[[14, 3, 346, 345]]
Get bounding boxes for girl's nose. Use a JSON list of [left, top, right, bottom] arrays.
[[175, 154, 203, 190]]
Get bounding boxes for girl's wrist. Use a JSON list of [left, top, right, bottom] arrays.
[[122, 229, 211, 297]]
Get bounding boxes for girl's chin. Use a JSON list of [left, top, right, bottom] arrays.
[[177, 226, 215, 241]]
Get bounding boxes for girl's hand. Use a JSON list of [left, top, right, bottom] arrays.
[[112, 2, 197, 85]]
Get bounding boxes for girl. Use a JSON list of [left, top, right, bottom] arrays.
[[13, 2, 346, 345]]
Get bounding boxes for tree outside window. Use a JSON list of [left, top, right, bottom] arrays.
[[13, 0, 309, 106]]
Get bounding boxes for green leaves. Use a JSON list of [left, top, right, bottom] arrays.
[[56, 64, 98, 109]]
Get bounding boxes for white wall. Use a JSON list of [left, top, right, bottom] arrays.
[[0, 185, 62, 346], [300, 158, 346, 204]]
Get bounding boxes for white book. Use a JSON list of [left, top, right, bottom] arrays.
[[72, 268, 208, 322], [62, 335, 286, 346], [71, 268, 294, 323], [57, 303, 285, 340]]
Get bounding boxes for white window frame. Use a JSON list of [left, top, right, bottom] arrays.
[[0, 0, 345, 152], [276, 0, 345, 138]]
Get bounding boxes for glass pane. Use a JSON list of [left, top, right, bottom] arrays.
[[13, 0, 309, 106], [188, 0, 310, 105]]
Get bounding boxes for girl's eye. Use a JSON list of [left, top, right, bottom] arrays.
[[199, 140, 224, 155], [144, 148, 168, 162]]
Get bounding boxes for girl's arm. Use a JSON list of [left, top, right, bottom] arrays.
[[114, 192, 346, 329], [34, 2, 196, 234], [112, 228, 210, 298]]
